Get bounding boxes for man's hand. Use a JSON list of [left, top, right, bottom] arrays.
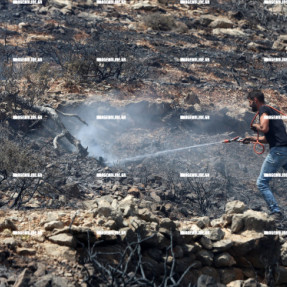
[[242, 137, 252, 144], [242, 135, 267, 144], [242, 137, 256, 144]]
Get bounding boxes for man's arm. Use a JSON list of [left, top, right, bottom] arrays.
[[244, 135, 268, 144], [251, 112, 269, 134], [250, 136, 268, 143]]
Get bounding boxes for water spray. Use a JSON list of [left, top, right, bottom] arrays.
[[109, 136, 247, 165], [114, 141, 224, 164]]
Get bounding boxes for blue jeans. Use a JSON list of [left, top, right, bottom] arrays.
[[256, 146, 287, 213]]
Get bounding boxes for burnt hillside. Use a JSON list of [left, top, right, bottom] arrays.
[[0, 0, 287, 286]]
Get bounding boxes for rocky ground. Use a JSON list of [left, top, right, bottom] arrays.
[[1, 0, 287, 286], [1, 199, 287, 286]]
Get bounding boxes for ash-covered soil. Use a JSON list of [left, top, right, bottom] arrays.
[[1, 0, 287, 286]]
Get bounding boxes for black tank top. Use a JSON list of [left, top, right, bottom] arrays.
[[259, 105, 287, 148]]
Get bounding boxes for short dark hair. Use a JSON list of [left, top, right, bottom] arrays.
[[247, 90, 265, 103]]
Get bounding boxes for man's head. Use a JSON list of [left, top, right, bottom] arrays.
[[247, 90, 265, 112]]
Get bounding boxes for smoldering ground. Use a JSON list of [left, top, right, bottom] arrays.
[[60, 99, 258, 172], [57, 99, 287, 217]]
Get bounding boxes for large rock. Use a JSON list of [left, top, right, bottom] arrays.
[[42, 211, 59, 224], [206, 228, 225, 241], [212, 28, 247, 38], [213, 239, 233, 252], [225, 201, 246, 214], [214, 252, 236, 267], [199, 15, 217, 26], [209, 18, 234, 28], [95, 200, 113, 217], [138, 208, 152, 222], [49, 233, 76, 248], [219, 268, 244, 284], [200, 236, 213, 250], [231, 214, 244, 233], [44, 221, 64, 231], [230, 210, 274, 233], [195, 217, 210, 229], [49, 0, 70, 8], [159, 218, 176, 231], [150, 191, 161, 202], [241, 210, 274, 232], [51, 226, 96, 245], [230, 231, 264, 255], [118, 195, 136, 210], [94, 194, 114, 205], [211, 217, 225, 227], [197, 274, 225, 287], [181, 224, 205, 242], [132, 3, 158, 10], [197, 250, 214, 266]]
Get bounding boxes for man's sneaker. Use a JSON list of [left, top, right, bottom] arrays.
[[270, 212, 284, 224]]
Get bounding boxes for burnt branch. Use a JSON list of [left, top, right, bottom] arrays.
[[11, 95, 88, 157], [81, 231, 195, 286]]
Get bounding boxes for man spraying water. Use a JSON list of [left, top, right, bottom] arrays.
[[243, 90, 287, 224]]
